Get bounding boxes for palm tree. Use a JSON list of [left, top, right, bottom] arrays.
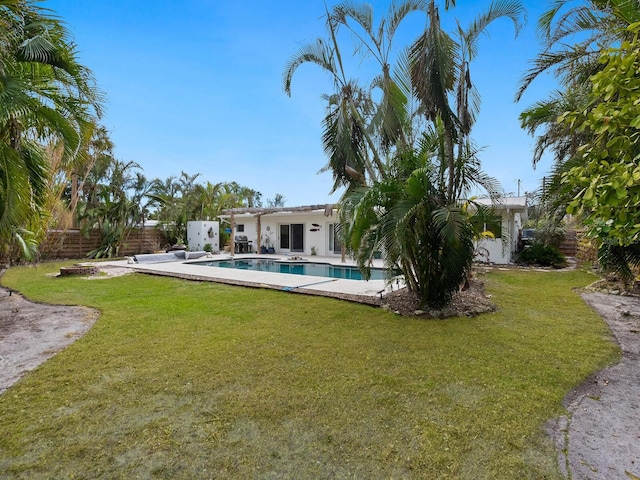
[[195, 181, 225, 220], [284, 0, 522, 307], [339, 130, 493, 308], [329, 0, 429, 152], [517, 0, 640, 179], [0, 0, 102, 262], [80, 159, 142, 258], [283, 5, 392, 191], [410, 0, 524, 203], [517, 0, 640, 103]]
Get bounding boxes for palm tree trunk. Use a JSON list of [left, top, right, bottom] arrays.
[[444, 123, 456, 203]]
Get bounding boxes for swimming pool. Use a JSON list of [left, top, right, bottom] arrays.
[[192, 258, 386, 281]]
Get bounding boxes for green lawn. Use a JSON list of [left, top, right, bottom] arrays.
[[0, 262, 618, 479]]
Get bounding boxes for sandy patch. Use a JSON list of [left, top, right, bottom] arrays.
[[0, 287, 99, 394]]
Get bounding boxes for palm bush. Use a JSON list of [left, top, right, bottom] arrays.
[[285, 0, 524, 308], [340, 143, 475, 308], [597, 242, 640, 287], [517, 243, 566, 268]]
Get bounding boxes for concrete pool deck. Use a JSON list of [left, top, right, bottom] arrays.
[[102, 254, 397, 299]]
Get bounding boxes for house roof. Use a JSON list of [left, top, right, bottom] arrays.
[[219, 198, 527, 220], [473, 196, 527, 210], [220, 204, 337, 218]]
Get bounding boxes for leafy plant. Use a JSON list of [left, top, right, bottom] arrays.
[[535, 224, 565, 248], [517, 243, 567, 268], [203, 243, 213, 253], [284, 0, 524, 308]]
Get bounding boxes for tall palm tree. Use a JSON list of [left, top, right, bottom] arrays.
[[410, 0, 524, 203], [329, 0, 428, 151], [455, 0, 525, 141], [283, 5, 392, 191], [284, 0, 522, 307], [0, 0, 102, 262]]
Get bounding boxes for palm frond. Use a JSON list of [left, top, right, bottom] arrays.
[[282, 39, 337, 96], [598, 242, 640, 285]]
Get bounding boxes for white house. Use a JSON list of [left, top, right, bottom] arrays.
[[473, 196, 528, 264], [219, 197, 527, 264], [219, 205, 344, 257]]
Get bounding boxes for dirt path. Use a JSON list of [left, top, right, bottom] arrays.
[[548, 292, 640, 479]]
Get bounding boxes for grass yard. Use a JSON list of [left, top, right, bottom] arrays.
[[0, 262, 618, 479]]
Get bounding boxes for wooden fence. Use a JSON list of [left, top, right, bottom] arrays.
[[41, 228, 167, 260]]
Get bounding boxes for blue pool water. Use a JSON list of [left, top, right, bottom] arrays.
[[192, 258, 386, 281]]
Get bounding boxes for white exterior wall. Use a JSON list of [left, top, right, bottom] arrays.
[[228, 211, 340, 256], [231, 218, 258, 252], [186, 221, 219, 252], [474, 209, 523, 264], [475, 238, 509, 264]]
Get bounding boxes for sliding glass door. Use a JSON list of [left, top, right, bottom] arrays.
[[279, 223, 304, 252]]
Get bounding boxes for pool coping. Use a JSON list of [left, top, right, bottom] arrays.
[[101, 254, 399, 303]]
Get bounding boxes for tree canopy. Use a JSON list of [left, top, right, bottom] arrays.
[[0, 0, 102, 263], [560, 24, 640, 279], [285, 0, 524, 307]]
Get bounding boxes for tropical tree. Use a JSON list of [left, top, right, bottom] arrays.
[[286, 0, 523, 307], [410, 0, 524, 203], [194, 181, 225, 220], [517, 0, 640, 103], [340, 128, 493, 308], [0, 0, 102, 263], [266, 193, 286, 208], [149, 175, 263, 245], [518, 0, 640, 215], [517, 0, 640, 281], [283, 2, 411, 191], [79, 159, 143, 258], [148, 172, 201, 245], [560, 26, 640, 283], [329, 0, 429, 153]]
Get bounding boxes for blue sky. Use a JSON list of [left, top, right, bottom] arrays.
[[45, 0, 558, 206]]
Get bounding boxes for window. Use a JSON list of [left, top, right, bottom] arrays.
[[471, 215, 502, 239], [484, 222, 502, 238], [329, 223, 342, 253], [236, 224, 244, 232]]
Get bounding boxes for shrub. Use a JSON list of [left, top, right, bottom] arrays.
[[535, 225, 566, 248], [517, 243, 567, 268], [203, 243, 212, 252]]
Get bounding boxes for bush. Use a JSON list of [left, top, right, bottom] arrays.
[[203, 243, 212, 253], [535, 225, 565, 248], [517, 243, 567, 268]]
